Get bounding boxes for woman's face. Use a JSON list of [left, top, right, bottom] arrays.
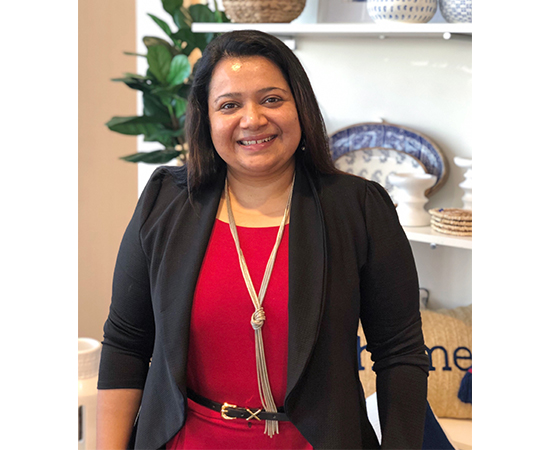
[[208, 56, 301, 180]]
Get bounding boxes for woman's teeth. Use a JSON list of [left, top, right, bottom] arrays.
[[239, 136, 275, 145]]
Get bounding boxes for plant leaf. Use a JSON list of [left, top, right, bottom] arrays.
[[214, 9, 230, 23], [146, 45, 172, 84], [143, 93, 172, 122], [161, 0, 183, 16], [189, 4, 215, 23], [123, 51, 147, 57], [120, 149, 182, 164], [174, 96, 188, 117], [171, 26, 197, 56], [151, 88, 176, 108], [106, 116, 166, 136], [148, 13, 172, 37], [173, 7, 192, 29], [166, 54, 191, 87], [143, 36, 180, 57], [111, 79, 152, 92], [144, 127, 184, 142]]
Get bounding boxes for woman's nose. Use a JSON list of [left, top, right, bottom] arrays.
[[240, 103, 268, 130]]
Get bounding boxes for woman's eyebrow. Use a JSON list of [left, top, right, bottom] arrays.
[[257, 86, 289, 95], [213, 92, 241, 104], [212, 87, 289, 104]]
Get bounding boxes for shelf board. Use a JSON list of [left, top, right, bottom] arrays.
[[403, 226, 472, 250], [191, 22, 472, 39]]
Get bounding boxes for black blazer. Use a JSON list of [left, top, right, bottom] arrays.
[[98, 161, 430, 449]]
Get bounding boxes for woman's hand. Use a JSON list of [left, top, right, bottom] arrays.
[[96, 388, 143, 450]]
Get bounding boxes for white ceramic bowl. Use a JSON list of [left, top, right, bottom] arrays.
[[367, 0, 438, 23]]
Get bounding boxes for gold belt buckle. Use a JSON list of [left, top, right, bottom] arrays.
[[221, 402, 237, 420]]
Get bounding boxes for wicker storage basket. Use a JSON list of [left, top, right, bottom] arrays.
[[222, 0, 306, 23]]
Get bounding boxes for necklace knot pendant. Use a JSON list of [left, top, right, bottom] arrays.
[[251, 307, 266, 330]]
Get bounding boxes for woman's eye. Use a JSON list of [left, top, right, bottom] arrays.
[[264, 97, 282, 105], [220, 102, 237, 110]]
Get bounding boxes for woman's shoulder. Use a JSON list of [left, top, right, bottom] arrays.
[[148, 164, 188, 190], [135, 165, 189, 223], [317, 170, 384, 195], [316, 170, 395, 211]]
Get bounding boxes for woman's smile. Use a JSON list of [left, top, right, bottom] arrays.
[[237, 134, 277, 147]]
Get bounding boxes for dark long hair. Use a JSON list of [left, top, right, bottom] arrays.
[[185, 29, 337, 193]]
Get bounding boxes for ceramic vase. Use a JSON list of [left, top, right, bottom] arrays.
[[454, 156, 472, 210], [439, 0, 472, 23], [78, 338, 101, 450], [367, 0, 438, 23], [388, 173, 437, 226]]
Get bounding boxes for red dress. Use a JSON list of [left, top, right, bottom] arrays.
[[166, 219, 313, 449]]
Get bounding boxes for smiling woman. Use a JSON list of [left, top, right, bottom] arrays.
[[97, 29, 431, 450]]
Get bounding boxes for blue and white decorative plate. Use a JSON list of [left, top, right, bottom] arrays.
[[329, 122, 448, 197], [334, 148, 428, 203], [439, 0, 472, 23]]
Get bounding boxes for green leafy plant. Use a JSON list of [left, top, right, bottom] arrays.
[[106, 0, 229, 165]]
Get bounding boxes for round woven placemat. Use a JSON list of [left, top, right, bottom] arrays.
[[429, 208, 472, 221], [431, 216, 472, 226], [431, 225, 472, 236], [429, 208, 472, 236]]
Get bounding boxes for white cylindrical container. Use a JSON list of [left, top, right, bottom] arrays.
[[454, 156, 472, 210], [389, 173, 437, 226], [78, 338, 101, 450]]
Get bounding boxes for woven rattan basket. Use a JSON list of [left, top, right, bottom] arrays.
[[222, 0, 306, 23]]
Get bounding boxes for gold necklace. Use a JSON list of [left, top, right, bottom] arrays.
[[224, 174, 295, 437]]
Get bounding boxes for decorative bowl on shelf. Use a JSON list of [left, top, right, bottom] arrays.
[[334, 147, 428, 204], [329, 122, 448, 197], [367, 0, 438, 24], [439, 0, 472, 23], [221, 0, 306, 23]]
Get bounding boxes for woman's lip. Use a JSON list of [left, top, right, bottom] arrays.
[[237, 134, 277, 146]]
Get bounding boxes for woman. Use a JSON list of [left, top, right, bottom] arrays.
[[97, 30, 430, 450]]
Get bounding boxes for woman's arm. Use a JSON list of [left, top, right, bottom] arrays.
[[97, 169, 169, 447], [96, 388, 143, 450], [361, 181, 430, 449]]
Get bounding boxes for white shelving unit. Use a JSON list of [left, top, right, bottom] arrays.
[[403, 226, 471, 250], [192, 22, 472, 40]]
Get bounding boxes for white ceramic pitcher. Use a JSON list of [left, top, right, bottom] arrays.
[[388, 173, 437, 227]]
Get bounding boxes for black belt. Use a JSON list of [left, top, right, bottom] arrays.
[[187, 389, 290, 422]]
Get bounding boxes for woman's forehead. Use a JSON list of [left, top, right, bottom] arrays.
[[208, 56, 290, 98]]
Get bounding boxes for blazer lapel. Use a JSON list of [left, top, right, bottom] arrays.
[[286, 163, 327, 401], [158, 173, 225, 394]]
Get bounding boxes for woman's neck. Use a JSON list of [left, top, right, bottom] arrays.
[[217, 160, 295, 227]]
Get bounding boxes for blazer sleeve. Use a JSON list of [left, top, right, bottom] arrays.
[[97, 167, 166, 390], [360, 180, 430, 449]]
